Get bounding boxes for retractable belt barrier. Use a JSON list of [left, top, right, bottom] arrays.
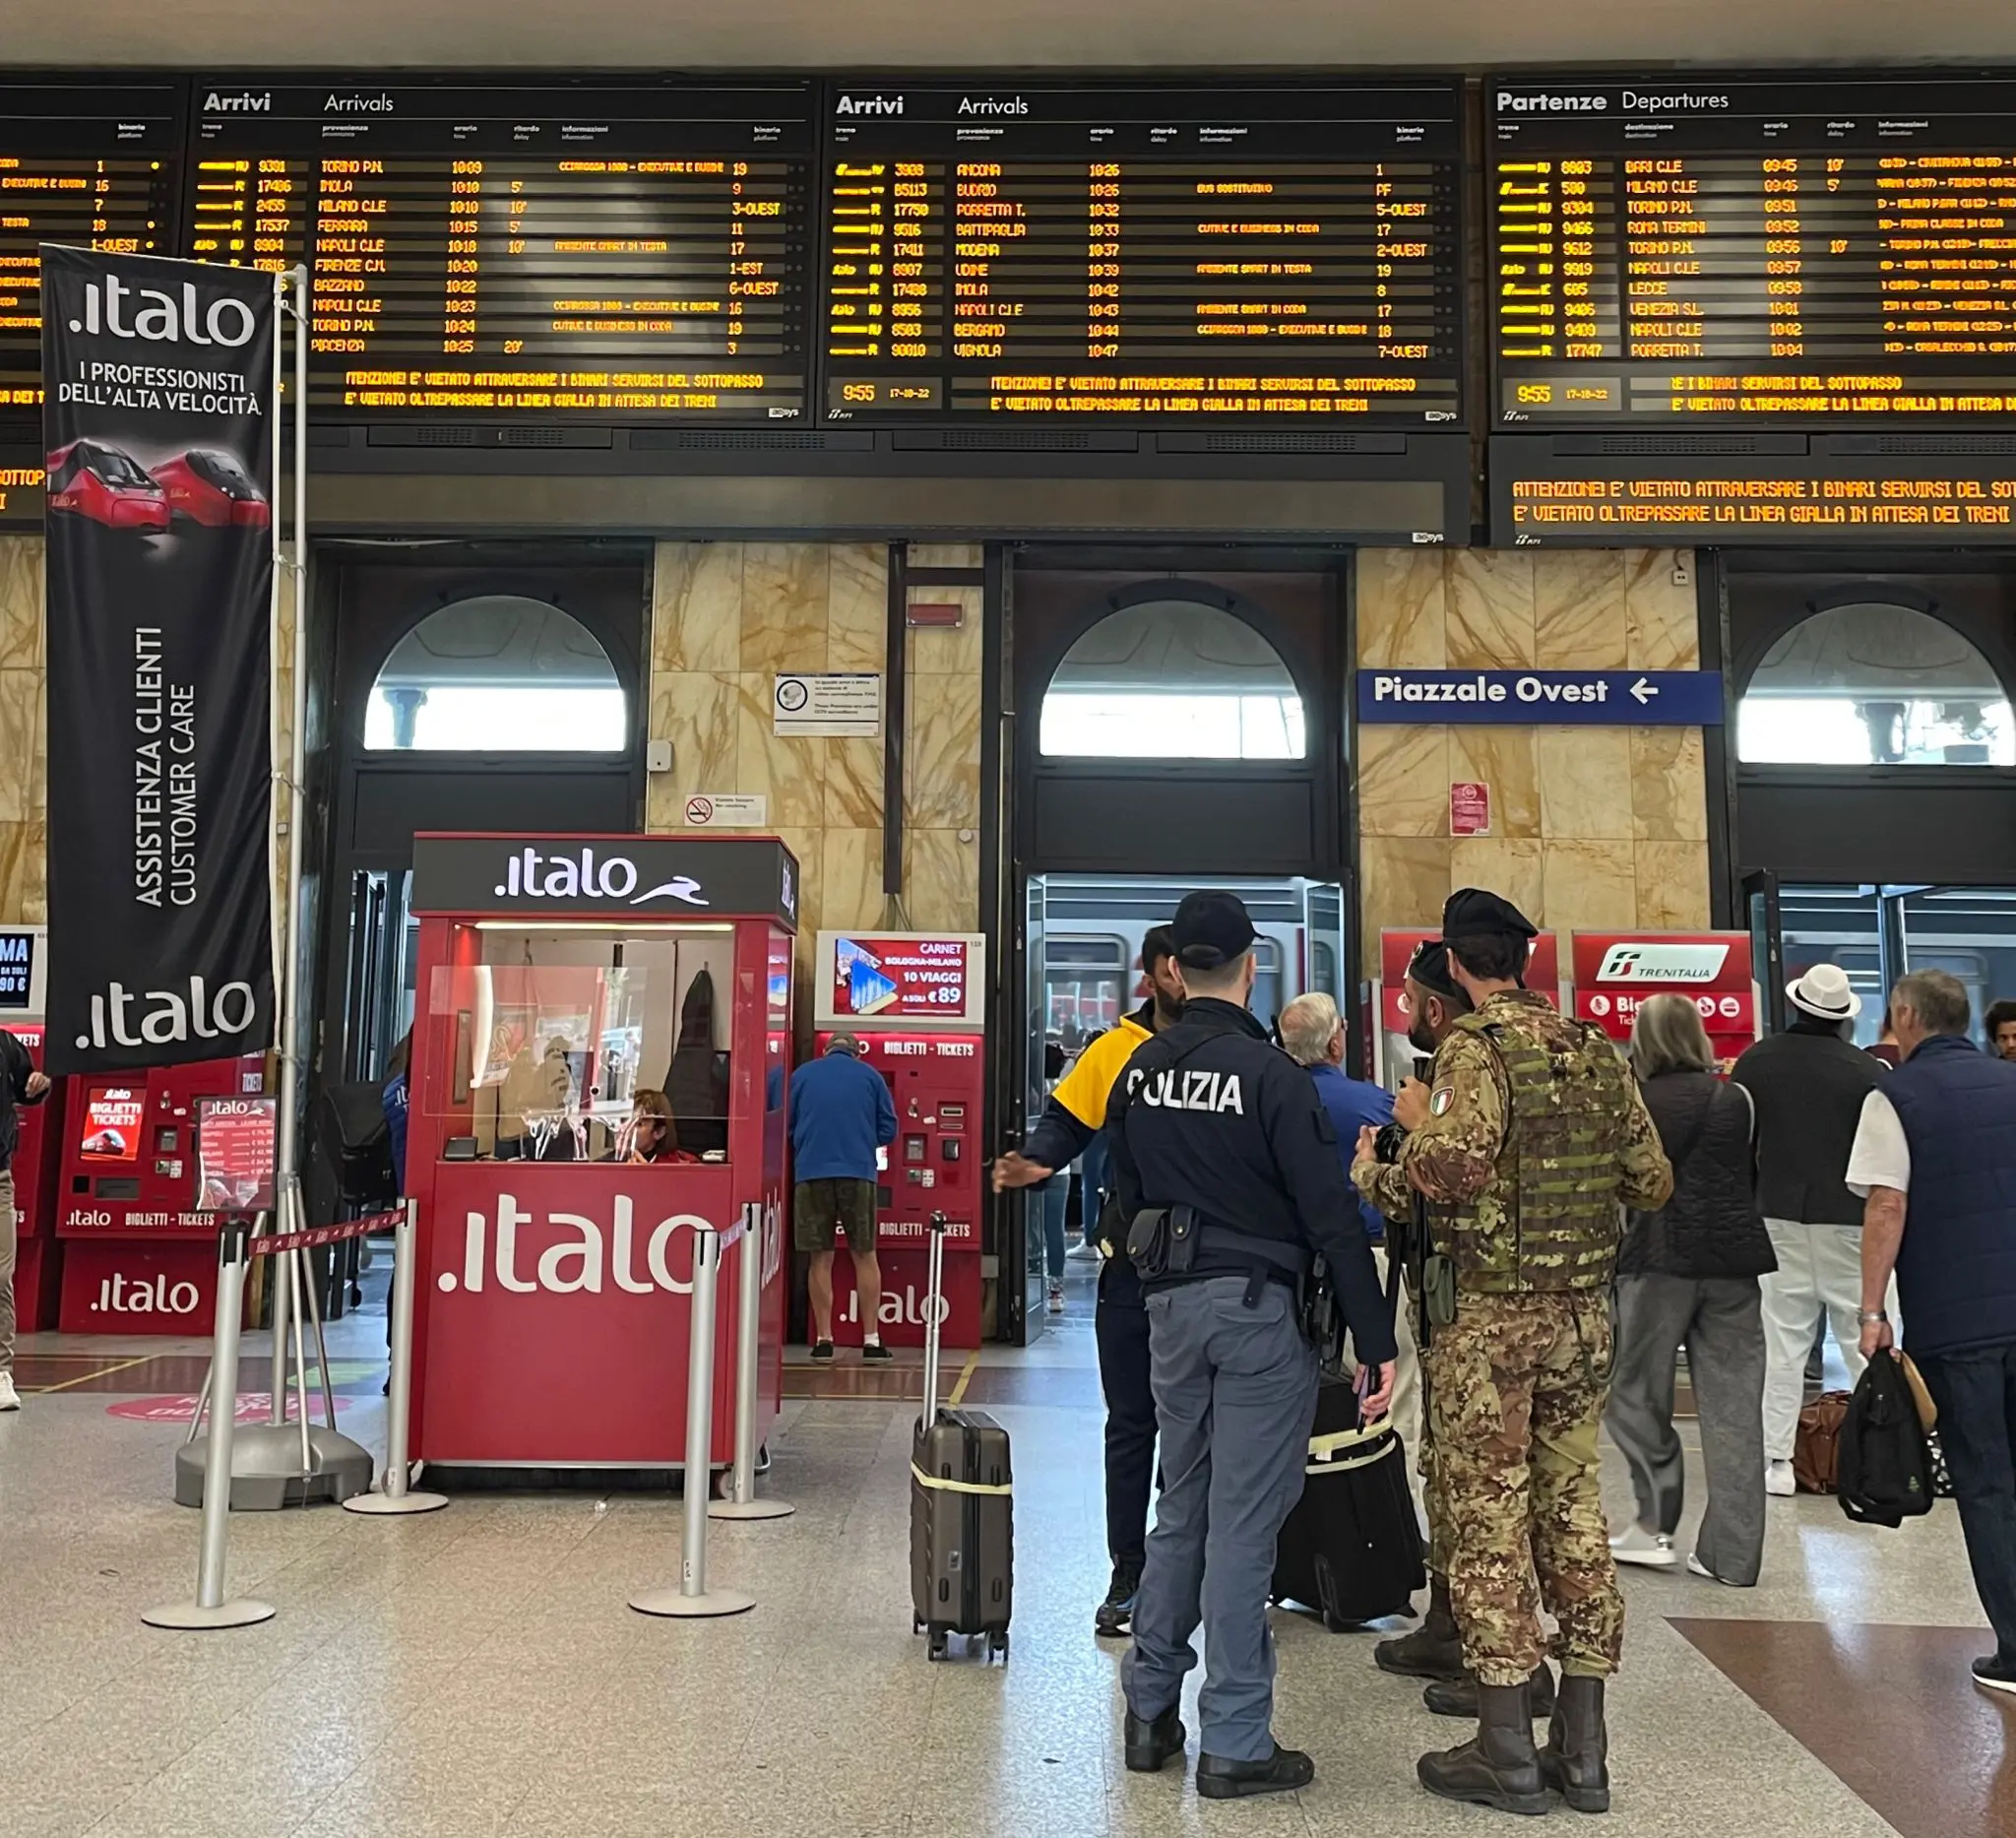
[[250, 1208, 402, 1256], [345, 1198, 449, 1518]]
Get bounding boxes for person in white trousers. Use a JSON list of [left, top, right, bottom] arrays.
[[1731, 964, 1891, 1497]]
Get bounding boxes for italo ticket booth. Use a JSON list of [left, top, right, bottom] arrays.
[[812, 930, 986, 1349], [405, 832, 797, 1470], [0, 926, 66, 1331]]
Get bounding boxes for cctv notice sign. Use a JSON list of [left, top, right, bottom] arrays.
[[41, 247, 277, 1074]]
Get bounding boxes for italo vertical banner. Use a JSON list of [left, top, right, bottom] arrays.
[[40, 246, 277, 1074]]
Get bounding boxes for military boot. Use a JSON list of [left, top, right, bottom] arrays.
[[1539, 1674, 1610, 1813], [1417, 1680, 1550, 1817], [1422, 1663, 1555, 1720], [1374, 1574, 1465, 1680]]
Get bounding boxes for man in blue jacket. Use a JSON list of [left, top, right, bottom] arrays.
[[1854, 969, 2016, 1696], [790, 1034, 898, 1362]]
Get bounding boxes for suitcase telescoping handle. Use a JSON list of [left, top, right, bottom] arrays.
[[921, 1211, 949, 1426]]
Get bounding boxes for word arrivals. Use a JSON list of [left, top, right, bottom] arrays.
[[74, 977, 258, 1051], [440, 1195, 716, 1297], [494, 846, 707, 907], [1129, 1066, 1246, 1113], [94, 1271, 201, 1315]]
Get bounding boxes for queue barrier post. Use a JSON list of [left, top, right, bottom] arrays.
[[144, 1218, 277, 1630], [629, 1220, 754, 1618], [709, 1203, 792, 1523], [345, 1199, 449, 1516]]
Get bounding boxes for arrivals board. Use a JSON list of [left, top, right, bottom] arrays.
[[1489, 74, 2016, 425], [0, 82, 183, 412], [184, 81, 813, 417], [821, 83, 1465, 424]]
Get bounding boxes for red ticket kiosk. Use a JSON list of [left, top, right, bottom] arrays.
[[813, 930, 985, 1349], [1372, 926, 1562, 1086], [56, 1053, 266, 1333], [405, 832, 796, 1469], [1567, 931, 1760, 1069], [0, 926, 65, 1331]]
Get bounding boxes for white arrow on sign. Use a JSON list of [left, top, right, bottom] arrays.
[[1630, 677, 1658, 705]]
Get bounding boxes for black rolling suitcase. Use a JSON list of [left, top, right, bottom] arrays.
[[1271, 1376, 1424, 1629], [910, 1213, 1013, 1662]]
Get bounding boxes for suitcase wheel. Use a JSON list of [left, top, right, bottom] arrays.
[[1322, 1608, 1358, 1635], [990, 1632, 1009, 1664], [913, 1615, 924, 1636], [927, 1629, 949, 1662]]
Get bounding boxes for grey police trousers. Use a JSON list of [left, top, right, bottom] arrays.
[[1122, 1275, 1320, 1763]]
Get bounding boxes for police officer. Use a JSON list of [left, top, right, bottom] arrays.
[[1108, 890, 1396, 1800], [1353, 890, 1670, 1817]]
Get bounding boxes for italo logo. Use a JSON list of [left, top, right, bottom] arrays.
[[74, 977, 258, 1051], [94, 1272, 202, 1315], [836, 95, 904, 115], [495, 845, 708, 908], [67, 274, 258, 348], [1595, 942, 1731, 984], [204, 91, 271, 112], [438, 1195, 713, 1296], [843, 1284, 950, 1329]]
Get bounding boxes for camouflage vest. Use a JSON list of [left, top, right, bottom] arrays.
[[1427, 998, 1630, 1295]]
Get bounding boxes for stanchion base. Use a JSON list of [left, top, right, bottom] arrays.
[[708, 1498, 794, 1521], [176, 1424, 375, 1510], [343, 1489, 450, 1516], [141, 1598, 276, 1630], [628, 1585, 755, 1618]]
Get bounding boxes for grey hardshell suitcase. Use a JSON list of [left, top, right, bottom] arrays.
[[910, 1213, 1013, 1662]]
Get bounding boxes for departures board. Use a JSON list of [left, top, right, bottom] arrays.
[[821, 83, 1466, 424], [184, 80, 813, 417], [1489, 74, 2016, 426], [0, 82, 183, 412]]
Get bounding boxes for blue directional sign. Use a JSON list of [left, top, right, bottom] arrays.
[[1357, 669, 1725, 727]]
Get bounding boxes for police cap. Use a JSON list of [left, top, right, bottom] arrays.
[[1441, 887, 1539, 947], [1169, 890, 1257, 972], [1406, 937, 1463, 1001]]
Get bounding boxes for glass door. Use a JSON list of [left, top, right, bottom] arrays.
[[1742, 869, 1784, 1036], [1019, 873, 1050, 1342]]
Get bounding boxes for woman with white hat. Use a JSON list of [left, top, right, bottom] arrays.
[[1730, 963, 1890, 1496]]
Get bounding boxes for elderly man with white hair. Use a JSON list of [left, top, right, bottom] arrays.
[[1278, 990, 1421, 1517]]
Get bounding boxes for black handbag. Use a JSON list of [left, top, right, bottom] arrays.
[[1838, 1354, 1937, 1529]]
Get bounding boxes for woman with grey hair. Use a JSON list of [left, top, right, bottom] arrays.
[[1606, 994, 1778, 1586]]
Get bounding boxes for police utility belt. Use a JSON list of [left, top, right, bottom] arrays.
[[1126, 1205, 1310, 1308]]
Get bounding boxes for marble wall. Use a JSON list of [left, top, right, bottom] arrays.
[[1355, 548, 1710, 938], [647, 540, 984, 963]]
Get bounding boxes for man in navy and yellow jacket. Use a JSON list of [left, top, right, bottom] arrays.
[[995, 925, 1184, 1635]]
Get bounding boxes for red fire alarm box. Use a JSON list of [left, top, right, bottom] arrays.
[[1567, 931, 1759, 1070], [814, 931, 985, 1349]]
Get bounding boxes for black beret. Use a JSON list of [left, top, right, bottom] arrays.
[[1442, 886, 1539, 944], [1406, 937, 1463, 1001], [1169, 890, 1258, 972]]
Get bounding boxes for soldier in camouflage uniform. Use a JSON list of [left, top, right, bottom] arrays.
[[1354, 890, 1670, 1817]]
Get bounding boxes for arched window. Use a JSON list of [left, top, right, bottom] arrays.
[[1040, 598, 1305, 760], [1737, 602, 2014, 766], [364, 595, 626, 752]]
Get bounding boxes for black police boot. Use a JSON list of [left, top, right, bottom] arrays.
[[1096, 1556, 1143, 1638], [1123, 1707, 1186, 1774], [1539, 1674, 1611, 1813], [1374, 1573, 1466, 1680], [1418, 1681, 1550, 1816], [1196, 1743, 1316, 1800], [1422, 1663, 1556, 1721]]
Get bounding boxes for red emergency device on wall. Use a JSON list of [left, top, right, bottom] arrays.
[[56, 1053, 266, 1333], [0, 926, 66, 1332], [813, 930, 986, 1350], [404, 832, 797, 1470]]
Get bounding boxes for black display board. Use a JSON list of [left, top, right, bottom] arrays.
[[1489, 73, 2016, 427], [0, 80, 184, 414], [820, 81, 1465, 424], [182, 79, 814, 418]]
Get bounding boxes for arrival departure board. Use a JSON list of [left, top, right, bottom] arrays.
[[185, 82, 812, 417], [1491, 75, 2016, 425], [0, 83, 182, 412], [822, 83, 1464, 423]]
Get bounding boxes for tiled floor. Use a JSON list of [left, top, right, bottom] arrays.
[[0, 1270, 2004, 1838]]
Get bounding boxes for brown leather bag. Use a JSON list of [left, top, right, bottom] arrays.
[[1795, 1390, 1854, 1494]]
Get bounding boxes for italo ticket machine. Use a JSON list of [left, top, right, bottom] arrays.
[[1567, 931, 1760, 1071], [0, 926, 66, 1331], [813, 930, 986, 1349], [1371, 926, 1561, 1089], [57, 1050, 266, 1333], [405, 832, 797, 1469]]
